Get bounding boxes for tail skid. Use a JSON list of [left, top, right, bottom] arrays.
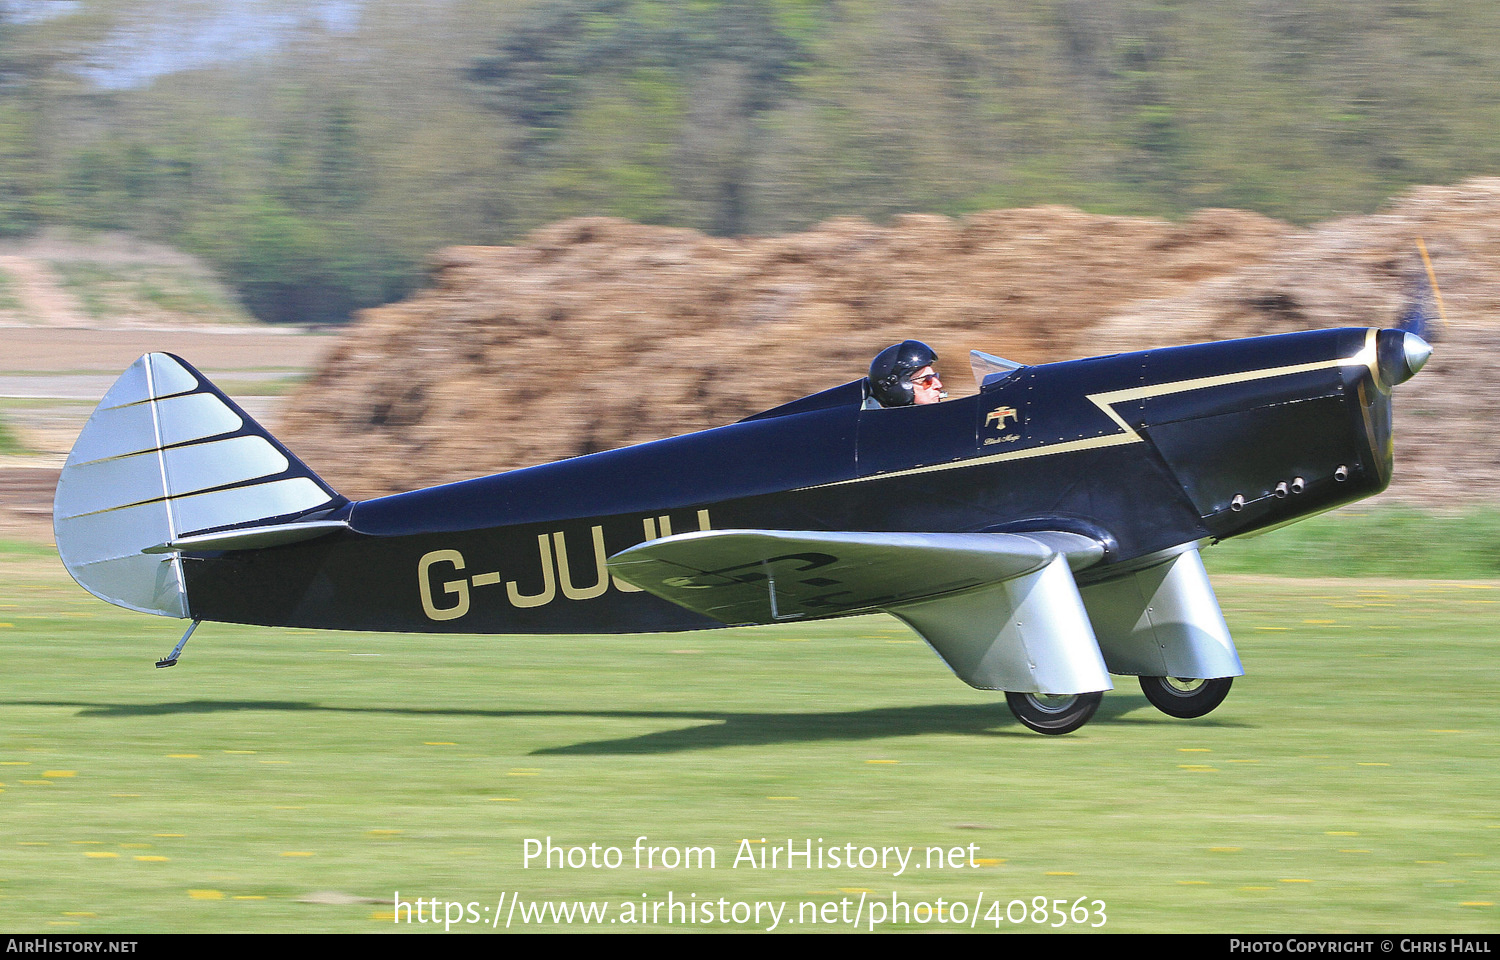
[[53, 353, 347, 619]]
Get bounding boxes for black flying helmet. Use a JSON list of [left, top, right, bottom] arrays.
[[868, 340, 939, 407]]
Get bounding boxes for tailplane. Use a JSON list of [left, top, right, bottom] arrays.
[[53, 353, 346, 618]]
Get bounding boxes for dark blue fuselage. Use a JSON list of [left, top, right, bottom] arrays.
[[184, 327, 1391, 633]]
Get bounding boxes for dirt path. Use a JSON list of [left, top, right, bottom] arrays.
[[0, 326, 333, 373], [0, 255, 87, 327]]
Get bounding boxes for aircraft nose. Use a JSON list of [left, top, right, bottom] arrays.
[[1402, 332, 1433, 380], [1376, 329, 1433, 388]]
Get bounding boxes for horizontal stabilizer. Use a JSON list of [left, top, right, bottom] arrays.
[[141, 520, 350, 555], [54, 353, 345, 618]]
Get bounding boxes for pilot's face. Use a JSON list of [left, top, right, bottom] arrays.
[[909, 365, 943, 405]]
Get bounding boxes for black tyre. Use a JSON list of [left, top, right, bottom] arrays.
[[1138, 676, 1233, 719], [1004, 691, 1103, 735]]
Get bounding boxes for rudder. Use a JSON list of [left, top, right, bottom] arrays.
[[53, 353, 346, 618]]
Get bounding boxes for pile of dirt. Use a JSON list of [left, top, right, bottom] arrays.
[[279, 180, 1500, 505]]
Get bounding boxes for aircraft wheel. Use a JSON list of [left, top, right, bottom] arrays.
[[1004, 691, 1103, 735], [1138, 676, 1233, 719]]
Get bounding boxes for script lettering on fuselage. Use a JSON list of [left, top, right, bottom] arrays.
[[417, 510, 712, 621]]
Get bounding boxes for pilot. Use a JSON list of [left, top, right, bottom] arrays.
[[868, 340, 945, 407]]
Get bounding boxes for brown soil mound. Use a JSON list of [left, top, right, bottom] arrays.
[[279, 180, 1500, 505]]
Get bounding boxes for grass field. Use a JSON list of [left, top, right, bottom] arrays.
[[1201, 507, 1500, 580], [0, 543, 1496, 934]]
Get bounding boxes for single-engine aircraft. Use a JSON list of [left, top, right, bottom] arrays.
[[54, 316, 1433, 734]]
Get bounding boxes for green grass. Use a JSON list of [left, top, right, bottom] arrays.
[[0, 269, 21, 312], [0, 415, 27, 456], [0, 540, 54, 557], [0, 550, 1495, 933], [1204, 506, 1500, 580]]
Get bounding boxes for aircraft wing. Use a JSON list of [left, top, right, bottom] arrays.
[[608, 529, 1113, 694]]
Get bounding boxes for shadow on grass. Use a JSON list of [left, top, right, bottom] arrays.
[[4, 694, 1247, 753]]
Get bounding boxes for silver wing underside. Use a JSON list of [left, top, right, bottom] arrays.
[[608, 529, 1115, 694]]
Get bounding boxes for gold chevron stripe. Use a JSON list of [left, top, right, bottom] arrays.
[[801, 330, 1377, 490]]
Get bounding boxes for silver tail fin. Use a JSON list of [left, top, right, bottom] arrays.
[[53, 353, 346, 618]]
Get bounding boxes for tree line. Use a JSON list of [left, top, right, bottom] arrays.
[[4, 0, 1499, 324]]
